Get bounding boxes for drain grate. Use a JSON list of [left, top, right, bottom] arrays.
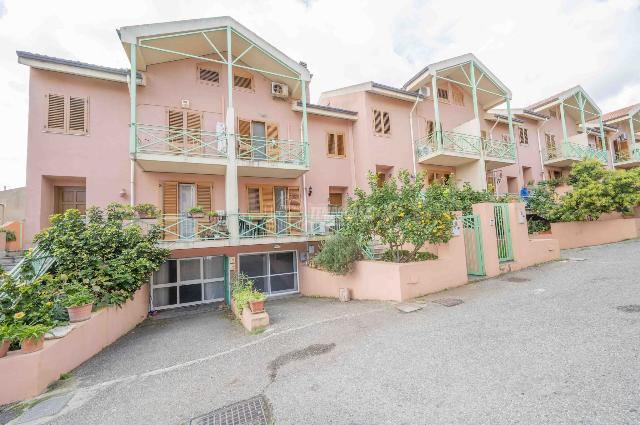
[[502, 277, 530, 283], [191, 396, 268, 425], [616, 305, 640, 313], [432, 298, 464, 307]]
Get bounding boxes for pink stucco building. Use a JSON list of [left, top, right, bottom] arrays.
[[17, 16, 636, 310]]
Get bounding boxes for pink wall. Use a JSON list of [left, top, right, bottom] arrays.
[[543, 217, 640, 249]]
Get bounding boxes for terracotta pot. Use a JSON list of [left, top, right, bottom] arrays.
[[21, 336, 44, 354], [137, 213, 157, 219], [0, 339, 10, 358], [188, 212, 205, 219], [248, 300, 265, 313], [68, 303, 93, 323]]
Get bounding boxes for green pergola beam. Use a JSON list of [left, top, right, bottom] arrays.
[[432, 74, 441, 147], [560, 102, 568, 143], [230, 27, 299, 77], [138, 27, 226, 43], [578, 92, 587, 134], [469, 61, 480, 123], [138, 43, 228, 66], [629, 115, 637, 148], [202, 32, 227, 63], [506, 97, 515, 146], [129, 42, 137, 156]]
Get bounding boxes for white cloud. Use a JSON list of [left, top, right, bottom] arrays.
[[0, 0, 638, 188]]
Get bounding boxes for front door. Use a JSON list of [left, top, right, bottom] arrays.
[[55, 186, 86, 214], [251, 121, 267, 160], [179, 183, 196, 239]]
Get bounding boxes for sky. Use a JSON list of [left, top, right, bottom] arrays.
[[0, 0, 639, 189]]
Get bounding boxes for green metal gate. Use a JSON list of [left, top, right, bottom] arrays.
[[493, 203, 513, 262], [223, 255, 231, 306], [461, 214, 485, 276]]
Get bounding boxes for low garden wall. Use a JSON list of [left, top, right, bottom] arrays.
[[300, 234, 468, 302], [0, 285, 149, 405], [537, 217, 640, 250]]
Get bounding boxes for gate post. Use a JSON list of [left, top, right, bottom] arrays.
[[507, 202, 529, 264], [471, 202, 501, 277]]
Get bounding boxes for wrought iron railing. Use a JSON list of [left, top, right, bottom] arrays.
[[306, 213, 344, 236], [614, 146, 640, 163], [237, 213, 305, 238], [543, 141, 608, 164], [415, 130, 482, 159], [135, 124, 228, 159], [157, 214, 229, 242], [235, 135, 308, 167], [482, 138, 516, 161]]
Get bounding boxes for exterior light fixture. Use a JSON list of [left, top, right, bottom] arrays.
[[307, 186, 313, 197]]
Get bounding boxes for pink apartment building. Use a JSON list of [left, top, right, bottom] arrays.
[[16, 16, 636, 310]]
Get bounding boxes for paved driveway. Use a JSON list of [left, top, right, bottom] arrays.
[[5, 239, 640, 425]]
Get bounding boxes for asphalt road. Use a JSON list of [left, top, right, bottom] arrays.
[[7, 239, 640, 425]]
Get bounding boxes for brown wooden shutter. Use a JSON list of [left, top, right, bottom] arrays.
[[234, 74, 252, 89], [382, 112, 391, 135], [195, 183, 213, 236], [266, 122, 280, 160], [237, 119, 251, 157], [327, 133, 335, 156], [287, 187, 302, 235], [186, 111, 202, 149], [247, 187, 261, 213], [260, 185, 274, 213], [336, 133, 345, 156], [199, 67, 219, 84], [373, 110, 382, 134], [47, 94, 65, 130], [68, 97, 88, 134], [162, 182, 178, 240], [168, 110, 184, 150]]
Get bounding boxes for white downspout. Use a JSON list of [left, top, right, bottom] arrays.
[[536, 118, 549, 181], [130, 160, 136, 206], [488, 118, 501, 194], [409, 92, 423, 177]]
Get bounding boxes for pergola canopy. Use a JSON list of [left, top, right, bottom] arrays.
[[118, 16, 311, 98], [528, 86, 601, 127], [403, 53, 512, 110]]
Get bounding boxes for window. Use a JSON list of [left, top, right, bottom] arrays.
[[233, 72, 253, 90], [246, 185, 300, 214], [167, 109, 202, 147], [545, 133, 556, 144], [437, 88, 449, 102], [198, 65, 220, 85], [239, 251, 298, 295], [328, 192, 343, 212], [248, 187, 261, 213], [427, 171, 452, 185], [451, 86, 464, 106], [373, 110, 391, 135], [327, 132, 345, 157], [426, 120, 435, 136], [45, 94, 88, 135], [519, 128, 529, 145]]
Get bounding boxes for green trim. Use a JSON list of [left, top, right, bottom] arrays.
[[138, 27, 226, 43], [493, 204, 513, 262], [129, 43, 137, 156], [559, 102, 568, 144], [629, 115, 637, 149], [431, 74, 441, 147], [301, 78, 309, 164], [506, 97, 515, 146]]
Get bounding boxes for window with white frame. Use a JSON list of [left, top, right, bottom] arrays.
[[151, 256, 225, 309], [238, 251, 298, 295]]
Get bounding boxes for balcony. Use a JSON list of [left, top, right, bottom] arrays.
[[415, 131, 482, 166], [613, 147, 640, 169], [236, 135, 309, 178], [543, 141, 608, 167], [482, 138, 517, 170], [134, 124, 228, 175]]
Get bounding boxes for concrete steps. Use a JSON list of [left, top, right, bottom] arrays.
[[0, 254, 23, 273]]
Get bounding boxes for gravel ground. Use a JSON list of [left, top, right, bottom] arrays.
[[6, 239, 640, 425]]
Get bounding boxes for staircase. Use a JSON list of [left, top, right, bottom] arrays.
[[365, 237, 387, 260], [0, 252, 24, 273]]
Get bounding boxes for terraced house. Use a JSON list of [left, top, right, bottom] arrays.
[[16, 16, 637, 310]]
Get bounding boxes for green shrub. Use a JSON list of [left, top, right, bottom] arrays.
[[380, 250, 437, 262], [0, 323, 19, 342], [232, 273, 265, 313], [604, 168, 640, 215], [0, 271, 60, 328], [313, 233, 362, 275], [133, 203, 160, 218], [527, 219, 550, 234], [62, 281, 95, 308], [14, 323, 50, 340], [0, 229, 16, 242]]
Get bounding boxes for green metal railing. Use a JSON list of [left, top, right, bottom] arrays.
[[482, 138, 516, 161], [237, 213, 305, 238], [157, 214, 229, 242], [135, 124, 228, 159], [493, 204, 513, 262], [307, 213, 344, 236], [543, 141, 608, 164], [235, 135, 308, 167], [614, 146, 640, 163], [415, 130, 482, 159]]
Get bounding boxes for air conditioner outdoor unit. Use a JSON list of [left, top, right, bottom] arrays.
[[271, 82, 289, 98], [310, 221, 326, 235], [418, 87, 430, 98]]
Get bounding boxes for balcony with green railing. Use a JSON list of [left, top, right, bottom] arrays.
[[482, 137, 517, 170], [613, 146, 640, 169], [415, 130, 482, 166], [133, 124, 228, 174], [237, 213, 306, 239], [543, 141, 608, 167], [235, 135, 309, 178]]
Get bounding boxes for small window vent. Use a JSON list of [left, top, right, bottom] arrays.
[[199, 68, 219, 84]]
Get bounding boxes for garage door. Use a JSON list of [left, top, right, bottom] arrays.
[[238, 251, 298, 295], [151, 256, 226, 310]]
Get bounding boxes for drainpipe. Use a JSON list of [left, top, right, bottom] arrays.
[[536, 118, 549, 181], [130, 160, 136, 206], [302, 173, 309, 232], [488, 118, 501, 195], [409, 92, 423, 177]]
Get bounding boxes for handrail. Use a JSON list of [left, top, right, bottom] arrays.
[[234, 134, 308, 166], [8, 245, 55, 282], [482, 138, 516, 161], [543, 141, 608, 163], [415, 130, 482, 158], [135, 124, 228, 159], [156, 214, 229, 241], [237, 213, 305, 238], [614, 146, 640, 163]]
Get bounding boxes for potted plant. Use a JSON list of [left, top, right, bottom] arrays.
[[63, 283, 95, 323], [248, 292, 267, 313], [207, 210, 219, 223], [232, 274, 267, 314], [134, 203, 160, 219], [187, 206, 205, 218], [0, 324, 17, 358], [17, 324, 50, 354]]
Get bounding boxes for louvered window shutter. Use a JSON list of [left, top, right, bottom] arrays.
[[266, 123, 280, 160], [162, 182, 178, 240], [186, 112, 202, 147], [199, 67, 219, 84], [46, 94, 65, 130], [237, 119, 252, 157], [382, 112, 391, 135], [287, 187, 302, 234], [247, 187, 261, 213], [327, 133, 336, 155], [168, 110, 185, 149], [196, 183, 212, 211], [373, 110, 382, 134], [68, 97, 88, 134], [234, 75, 252, 89], [261, 186, 274, 213], [336, 133, 345, 156]]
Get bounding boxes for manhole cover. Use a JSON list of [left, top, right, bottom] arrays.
[[502, 277, 530, 283], [616, 305, 640, 313], [432, 298, 464, 307], [191, 396, 268, 425]]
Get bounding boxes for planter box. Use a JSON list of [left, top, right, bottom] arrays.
[[0, 285, 149, 405], [231, 298, 269, 332]]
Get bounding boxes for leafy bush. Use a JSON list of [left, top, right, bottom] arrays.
[[0, 271, 60, 328], [342, 170, 454, 263], [232, 273, 265, 313], [14, 323, 50, 340], [527, 181, 561, 221], [27, 204, 170, 306], [527, 219, 550, 234], [380, 250, 437, 262], [133, 203, 160, 218], [604, 168, 640, 215], [62, 281, 95, 308], [0, 228, 16, 242], [423, 181, 496, 215], [555, 159, 613, 222], [0, 323, 19, 342], [312, 233, 362, 275]]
